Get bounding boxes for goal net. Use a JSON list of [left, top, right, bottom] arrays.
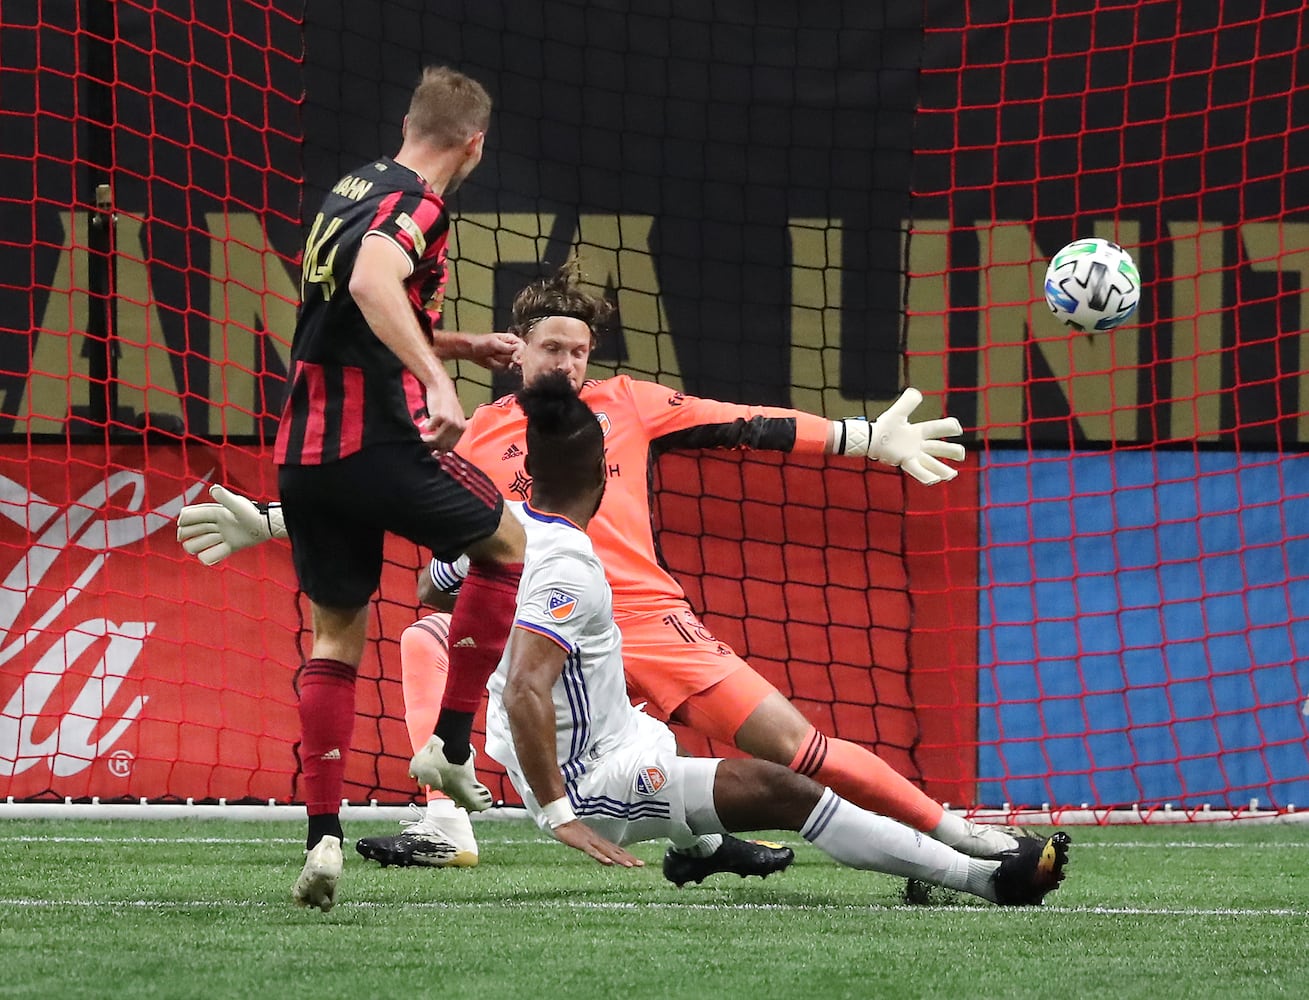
[[2, 1, 1306, 822]]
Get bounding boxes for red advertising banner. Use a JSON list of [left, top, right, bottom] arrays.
[[0, 443, 305, 801], [2, 442, 979, 806]]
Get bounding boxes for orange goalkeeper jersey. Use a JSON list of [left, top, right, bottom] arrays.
[[457, 375, 831, 611]]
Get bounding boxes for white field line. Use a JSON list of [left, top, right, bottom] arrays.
[[0, 897, 1304, 917], [6, 836, 1309, 849]]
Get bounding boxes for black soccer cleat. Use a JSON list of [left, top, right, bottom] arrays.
[[989, 831, 1071, 907], [662, 835, 796, 888], [354, 830, 464, 869]]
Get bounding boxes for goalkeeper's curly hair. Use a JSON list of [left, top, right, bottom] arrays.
[[510, 258, 614, 344]]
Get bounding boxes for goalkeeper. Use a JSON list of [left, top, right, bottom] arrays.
[[180, 261, 1021, 884]]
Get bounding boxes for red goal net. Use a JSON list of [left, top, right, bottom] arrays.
[[2, 1, 1306, 822]]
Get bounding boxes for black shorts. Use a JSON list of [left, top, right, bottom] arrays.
[[278, 440, 503, 609]]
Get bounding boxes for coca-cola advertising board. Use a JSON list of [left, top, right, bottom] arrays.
[[0, 443, 303, 801]]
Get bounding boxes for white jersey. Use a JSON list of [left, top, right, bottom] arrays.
[[485, 502, 643, 783]]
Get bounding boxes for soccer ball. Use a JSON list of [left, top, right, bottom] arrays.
[[1043, 238, 1141, 332]]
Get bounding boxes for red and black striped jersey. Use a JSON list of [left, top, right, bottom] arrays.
[[275, 157, 450, 466]]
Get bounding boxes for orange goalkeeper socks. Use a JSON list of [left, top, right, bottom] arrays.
[[401, 613, 451, 757], [401, 612, 460, 806], [789, 727, 945, 833]]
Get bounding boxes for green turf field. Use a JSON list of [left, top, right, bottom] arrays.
[[3, 818, 1307, 999]]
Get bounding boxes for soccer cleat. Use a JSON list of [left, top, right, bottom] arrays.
[[409, 735, 494, 813], [949, 820, 1030, 857], [292, 835, 343, 912], [989, 831, 1072, 907], [662, 835, 796, 888], [355, 801, 479, 868]]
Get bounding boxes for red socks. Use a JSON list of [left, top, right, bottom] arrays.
[[297, 658, 357, 817], [442, 561, 522, 713]]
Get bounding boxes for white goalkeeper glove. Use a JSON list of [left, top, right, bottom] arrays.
[[833, 387, 966, 485], [176, 484, 287, 566]]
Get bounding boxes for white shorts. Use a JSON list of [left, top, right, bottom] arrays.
[[512, 711, 724, 849]]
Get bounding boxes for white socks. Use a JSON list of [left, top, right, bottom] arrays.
[[802, 789, 1000, 900], [672, 833, 724, 858]]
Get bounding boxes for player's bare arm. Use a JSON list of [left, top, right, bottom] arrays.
[[433, 329, 522, 371], [350, 233, 465, 452], [503, 628, 643, 868]]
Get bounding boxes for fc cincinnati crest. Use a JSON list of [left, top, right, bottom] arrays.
[[547, 589, 578, 621], [634, 766, 667, 796], [594, 412, 611, 437]]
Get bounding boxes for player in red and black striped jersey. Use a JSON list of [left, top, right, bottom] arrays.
[[275, 66, 525, 913]]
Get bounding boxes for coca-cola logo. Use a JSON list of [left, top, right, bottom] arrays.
[[0, 469, 206, 777]]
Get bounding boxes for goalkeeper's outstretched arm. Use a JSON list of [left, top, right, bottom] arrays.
[[637, 379, 966, 486]]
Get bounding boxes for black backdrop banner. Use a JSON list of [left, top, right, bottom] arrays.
[[3, 1, 1305, 442]]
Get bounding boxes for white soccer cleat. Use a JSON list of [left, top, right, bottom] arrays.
[[948, 820, 1022, 857], [355, 800, 479, 868], [408, 735, 494, 813], [292, 835, 343, 912]]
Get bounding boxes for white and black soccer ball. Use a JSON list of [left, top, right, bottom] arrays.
[[1043, 238, 1141, 332]]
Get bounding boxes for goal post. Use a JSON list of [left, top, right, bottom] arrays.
[[2, 1, 1307, 823]]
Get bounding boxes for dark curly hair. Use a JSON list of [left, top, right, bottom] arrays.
[[517, 369, 605, 503]]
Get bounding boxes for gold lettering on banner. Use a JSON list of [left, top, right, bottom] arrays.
[[202, 211, 297, 436], [447, 212, 558, 407], [902, 220, 949, 405], [18, 211, 1304, 444], [449, 213, 682, 400], [111, 213, 183, 427], [571, 213, 681, 391], [972, 221, 1140, 440], [24, 211, 296, 436], [27, 212, 87, 433], [1168, 221, 1225, 441], [788, 218, 848, 416], [1241, 222, 1309, 443]]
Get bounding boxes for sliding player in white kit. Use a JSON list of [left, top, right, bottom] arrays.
[[488, 369, 1071, 904]]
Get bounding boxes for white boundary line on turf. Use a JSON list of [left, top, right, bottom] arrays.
[[0, 897, 1304, 917], [5, 801, 1308, 825], [7, 835, 1308, 849], [4, 835, 557, 846]]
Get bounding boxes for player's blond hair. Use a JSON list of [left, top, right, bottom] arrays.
[[406, 66, 492, 148]]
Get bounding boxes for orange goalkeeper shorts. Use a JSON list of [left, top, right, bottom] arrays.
[[616, 603, 778, 743]]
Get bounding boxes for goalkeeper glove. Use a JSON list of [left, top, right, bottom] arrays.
[[176, 484, 286, 566], [833, 387, 966, 485]]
